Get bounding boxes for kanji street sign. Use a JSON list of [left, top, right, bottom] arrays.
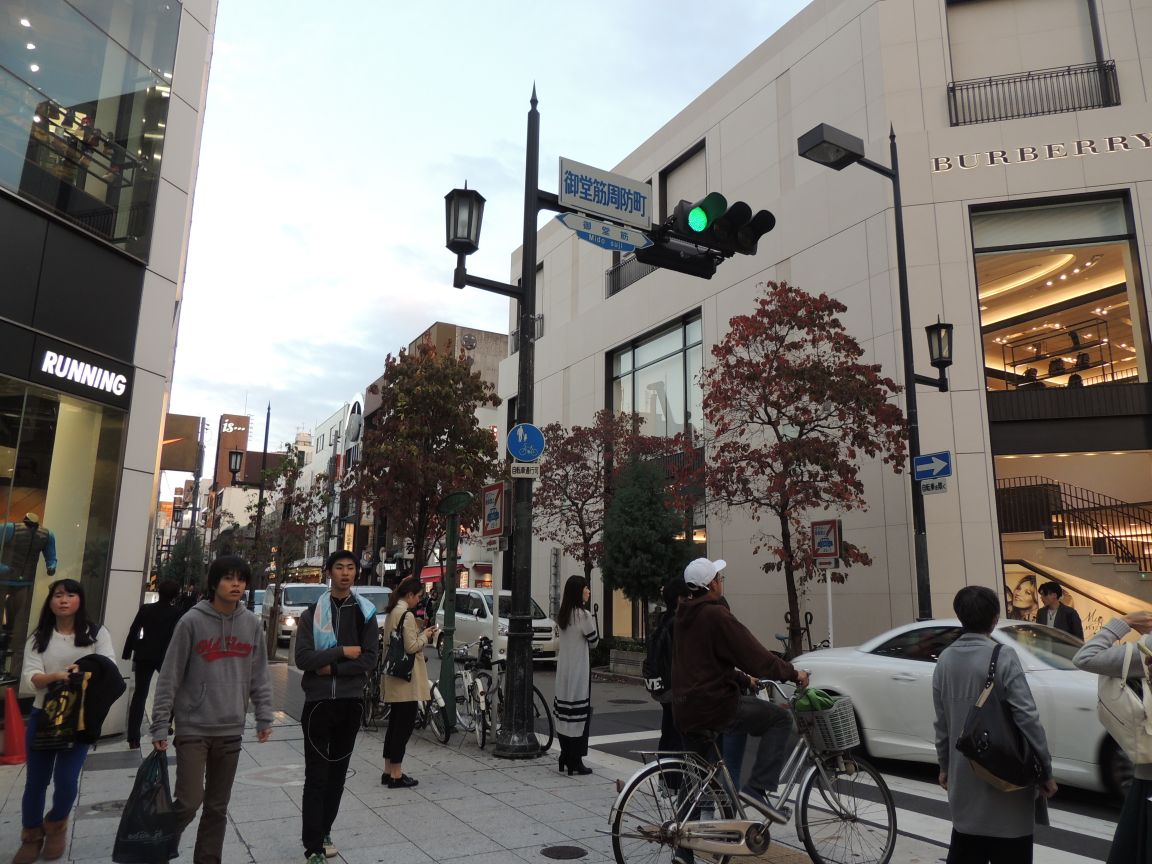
[[559, 157, 652, 229], [921, 478, 949, 495], [481, 482, 505, 538], [913, 451, 952, 480], [556, 213, 653, 252], [510, 462, 541, 480], [507, 423, 546, 462]]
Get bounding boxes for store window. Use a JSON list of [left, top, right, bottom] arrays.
[[610, 315, 703, 438], [0, 0, 181, 259], [973, 198, 1149, 391], [0, 374, 125, 691]]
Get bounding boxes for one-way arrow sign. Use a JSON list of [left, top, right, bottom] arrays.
[[913, 451, 952, 481]]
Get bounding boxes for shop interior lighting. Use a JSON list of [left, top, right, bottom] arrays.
[[20, 18, 31, 27], [29, 64, 39, 72], [26, 43, 35, 50]]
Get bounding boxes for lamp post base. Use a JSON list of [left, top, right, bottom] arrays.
[[493, 729, 544, 760]]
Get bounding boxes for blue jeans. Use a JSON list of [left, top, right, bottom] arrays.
[[21, 709, 90, 828]]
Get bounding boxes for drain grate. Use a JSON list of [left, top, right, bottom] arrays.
[[607, 698, 646, 705], [540, 846, 588, 860]]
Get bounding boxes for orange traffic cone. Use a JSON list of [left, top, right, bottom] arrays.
[[0, 687, 25, 765]]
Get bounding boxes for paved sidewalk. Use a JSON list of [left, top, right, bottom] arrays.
[[0, 711, 946, 864]]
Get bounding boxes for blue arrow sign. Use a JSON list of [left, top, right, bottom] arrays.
[[556, 213, 653, 253], [913, 451, 952, 480], [507, 423, 546, 462]]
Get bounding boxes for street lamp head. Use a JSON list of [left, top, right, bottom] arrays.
[[925, 318, 955, 369], [797, 123, 866, 171], [444, 184, 486, 256], [228, 449, 243, 484]]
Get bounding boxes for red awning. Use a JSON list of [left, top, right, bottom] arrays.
[[419, 566, 444, 583], [472, 563, 493, 572]]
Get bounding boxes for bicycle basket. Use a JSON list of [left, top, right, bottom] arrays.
[[794, 696, 860, 753]]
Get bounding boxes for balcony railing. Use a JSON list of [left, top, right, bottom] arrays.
[[606, 254, 657, 297], [948, 61, 1119, 126]]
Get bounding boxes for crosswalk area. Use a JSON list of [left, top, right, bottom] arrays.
[[588, 729, 1116, 863]]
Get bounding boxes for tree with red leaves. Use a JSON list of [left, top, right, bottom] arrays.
[[702, 281, 907, 658]]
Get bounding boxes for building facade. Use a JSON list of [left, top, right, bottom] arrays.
[[0, 0, 216, 714], [498, 0, 1152, 643]]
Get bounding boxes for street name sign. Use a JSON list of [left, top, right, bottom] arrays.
[[556, 212, 653, 253], [913, 451, 952, 481], [510, 462, 541, 480], [507, 423, 546, 462], [559, 157, 652, 229]]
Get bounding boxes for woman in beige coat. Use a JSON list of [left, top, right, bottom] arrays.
[[382, 576, 437, 789]]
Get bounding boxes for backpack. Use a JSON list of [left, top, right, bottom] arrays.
[[643, 616, 675, 703]]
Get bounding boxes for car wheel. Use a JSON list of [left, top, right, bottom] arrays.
[[1102, 736, 1134, 800]]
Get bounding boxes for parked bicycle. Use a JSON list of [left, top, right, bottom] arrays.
[[452, 640, 491, 748], [774, 610, 831, 661], [473, 637, 555, 753], [610, 679, 896, 864], [412, 678, 450, 744], [361, 632, 390, 730]]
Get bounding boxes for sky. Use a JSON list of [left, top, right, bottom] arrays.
[[163, 1, 811, 496]]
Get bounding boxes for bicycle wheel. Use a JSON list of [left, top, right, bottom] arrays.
[[531, 686, 555, 753], [427, 700, 451, 744], [361, 676, 379, 729], [797, 754, 896, 864], [611, 757, 737, 864], [472, 687, 489, 749]]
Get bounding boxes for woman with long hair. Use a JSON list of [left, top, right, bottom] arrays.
[[14, 579, 113, 863], [381, 576, 437, 789], [553, 575, 598, 775], [1008, 574, 1039, 622]]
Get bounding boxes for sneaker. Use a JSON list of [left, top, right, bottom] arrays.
[[305, 855, 326, 864], [739, 787, 789, 824], [322, 834, 337, 859]]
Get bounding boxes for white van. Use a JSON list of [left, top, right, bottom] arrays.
[[262, 583, 326, 645], [435, 588, 559, 662]]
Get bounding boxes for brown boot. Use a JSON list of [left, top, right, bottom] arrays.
[[11, 826, 43, 864], [40, 819, 67, 861]]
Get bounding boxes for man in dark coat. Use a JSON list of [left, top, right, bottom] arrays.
[[122, 580, 184, 748], [1038, 582, 1084, 640]]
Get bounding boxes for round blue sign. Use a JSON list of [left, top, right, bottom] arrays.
[[507, 423, 546, 462]]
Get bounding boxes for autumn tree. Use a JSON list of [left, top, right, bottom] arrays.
[[703, 281, 907, 658], [345, 343, 501, 573]]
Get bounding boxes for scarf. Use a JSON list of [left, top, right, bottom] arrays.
[[314, 590, 377, 650]]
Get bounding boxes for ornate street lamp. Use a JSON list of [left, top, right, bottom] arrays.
[[445, 184, 486, 257], [926, 318, 955, 370], [228, 450, 243, 485]]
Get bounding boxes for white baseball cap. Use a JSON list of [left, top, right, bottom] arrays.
[[684, 557, 726, 589]]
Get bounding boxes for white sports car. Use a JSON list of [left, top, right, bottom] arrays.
[[792, 619, 1130, 795]]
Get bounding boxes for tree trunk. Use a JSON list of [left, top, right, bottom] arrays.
[[780, 521, 803, 659]]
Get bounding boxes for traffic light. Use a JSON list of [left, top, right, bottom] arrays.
[[673, 194, 776, 256]]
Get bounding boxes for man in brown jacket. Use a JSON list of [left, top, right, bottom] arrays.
[[673, 558, 808, 819]]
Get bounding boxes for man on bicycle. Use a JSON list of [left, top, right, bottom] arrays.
[[673, 558, 809, 818]]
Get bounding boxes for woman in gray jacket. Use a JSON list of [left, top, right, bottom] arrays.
[[1072, 609, 1152, 863], [932, 586, 1057, 863]]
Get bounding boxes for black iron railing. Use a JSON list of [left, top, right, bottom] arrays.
[[948, 61, 1119, 126], [995, 475, 1152, 572], [606, 254, 657, 297]]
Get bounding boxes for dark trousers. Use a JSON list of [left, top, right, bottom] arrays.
[[301, 699, 361, 856], [721, 696, 791, 793], [946, 830, 1033, 864], [21, 710, 90, 827], [383, 700, 418, 763], [1107, 776, 1152, 864], [658, 702, 683, 752], [172, 735, 242, 864], [126, 660, 160, 747]]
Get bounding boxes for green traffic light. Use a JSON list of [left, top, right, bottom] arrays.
[[688, 206, 709, 232]]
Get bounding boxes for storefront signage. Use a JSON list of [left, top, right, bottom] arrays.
[[28, 337, 133, 410], [931, 133, 1152, 173]]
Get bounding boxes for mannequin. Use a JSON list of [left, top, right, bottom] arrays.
[[0, 514, 58, 679]]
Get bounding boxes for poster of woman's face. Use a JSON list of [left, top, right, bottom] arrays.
[[1002, 573, 1111, 639], [1007, 575, 1039, 622]]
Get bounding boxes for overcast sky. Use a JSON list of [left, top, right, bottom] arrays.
[[163, 1, 810, 495]]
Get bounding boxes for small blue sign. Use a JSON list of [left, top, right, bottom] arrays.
[[913, 451, 952, 481], [507, 423, 546, 462]]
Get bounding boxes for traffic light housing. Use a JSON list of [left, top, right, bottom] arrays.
[[637, 192, 776, 279]]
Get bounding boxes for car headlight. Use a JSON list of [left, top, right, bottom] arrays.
[[554, 627, 559, 638], [282, 615, 295, 627]]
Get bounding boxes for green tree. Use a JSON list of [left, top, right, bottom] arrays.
[[160, 530, 205, 588], [601, 458, 686, 631]]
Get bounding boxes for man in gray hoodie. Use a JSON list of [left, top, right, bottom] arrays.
[[152, 555, 273, 864]]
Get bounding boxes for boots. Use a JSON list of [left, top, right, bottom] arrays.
[[11, 826, 43, 864], [41, 818, 67, 860]]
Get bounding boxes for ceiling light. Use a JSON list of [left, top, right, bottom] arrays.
[[1073, 268, 1080, 274], [32, 114, 40, 123], [26, 43, 35, 50], [1060, 274, 1067, 280], [1046, 280, 1053, 286], [19, 18, 30, 27]]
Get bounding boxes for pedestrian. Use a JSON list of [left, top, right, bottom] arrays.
[[932, 585, 1056, 863], [122, 579, 184, 749], [150, 556, 273, 864], [13, 578, 114, 864], [1072, 609, 1152, 863], [553, 575, 598, 776], [295, 551, 379, 863], [381, 576, 437, 788], [649, 576, 688, 755], [1037, 582, 1083, 640], [358, 549, 374, 585]]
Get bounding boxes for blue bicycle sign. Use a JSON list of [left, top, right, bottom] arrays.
[[507, 423, 546, 462]]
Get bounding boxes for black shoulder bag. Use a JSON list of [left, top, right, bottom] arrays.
[[955, 644, 1044, 791], [383, 611, 415, 682]]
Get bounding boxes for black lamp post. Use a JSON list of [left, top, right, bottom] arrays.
[[228, 450, 243, 485], [798, 123, 954, 621]]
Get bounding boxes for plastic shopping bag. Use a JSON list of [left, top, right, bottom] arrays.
[[112, 750, 180, 863]]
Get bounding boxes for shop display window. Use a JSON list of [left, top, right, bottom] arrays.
[[0, 0, 180, 260], [973, 198, 1149, 391], [0, 374, 125, 692], [609, 314, 703, 438]]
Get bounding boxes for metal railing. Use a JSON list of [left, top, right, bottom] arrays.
[[948, 61, 1119, 126], [605, 254, 657, 297], [995, 475, 1152, 572]]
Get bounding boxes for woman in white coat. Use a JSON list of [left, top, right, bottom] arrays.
[[553, 576, 598, 775]]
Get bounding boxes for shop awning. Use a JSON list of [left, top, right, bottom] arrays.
[[419, 566, 444, 584], [472, 563, 493, 572]]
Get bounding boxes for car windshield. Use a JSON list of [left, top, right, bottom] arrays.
[[484, 595, 547, 620], [999, 624, 1082, 670], [249, 590, 264, 605], [360, 591, 391, 614], [283, 586, 326, 607]]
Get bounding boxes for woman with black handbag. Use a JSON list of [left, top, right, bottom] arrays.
[[932, 586, 1056, 864], [14, 579, 114, 864], [381, 577, 437, 790]]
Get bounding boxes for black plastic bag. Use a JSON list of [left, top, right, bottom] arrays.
[[31, 679, 82, 752], [112, 750, 180, 863]]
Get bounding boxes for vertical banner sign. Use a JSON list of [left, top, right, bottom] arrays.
[[811, 519, 841, 562], [482, 482, 505, 538]]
